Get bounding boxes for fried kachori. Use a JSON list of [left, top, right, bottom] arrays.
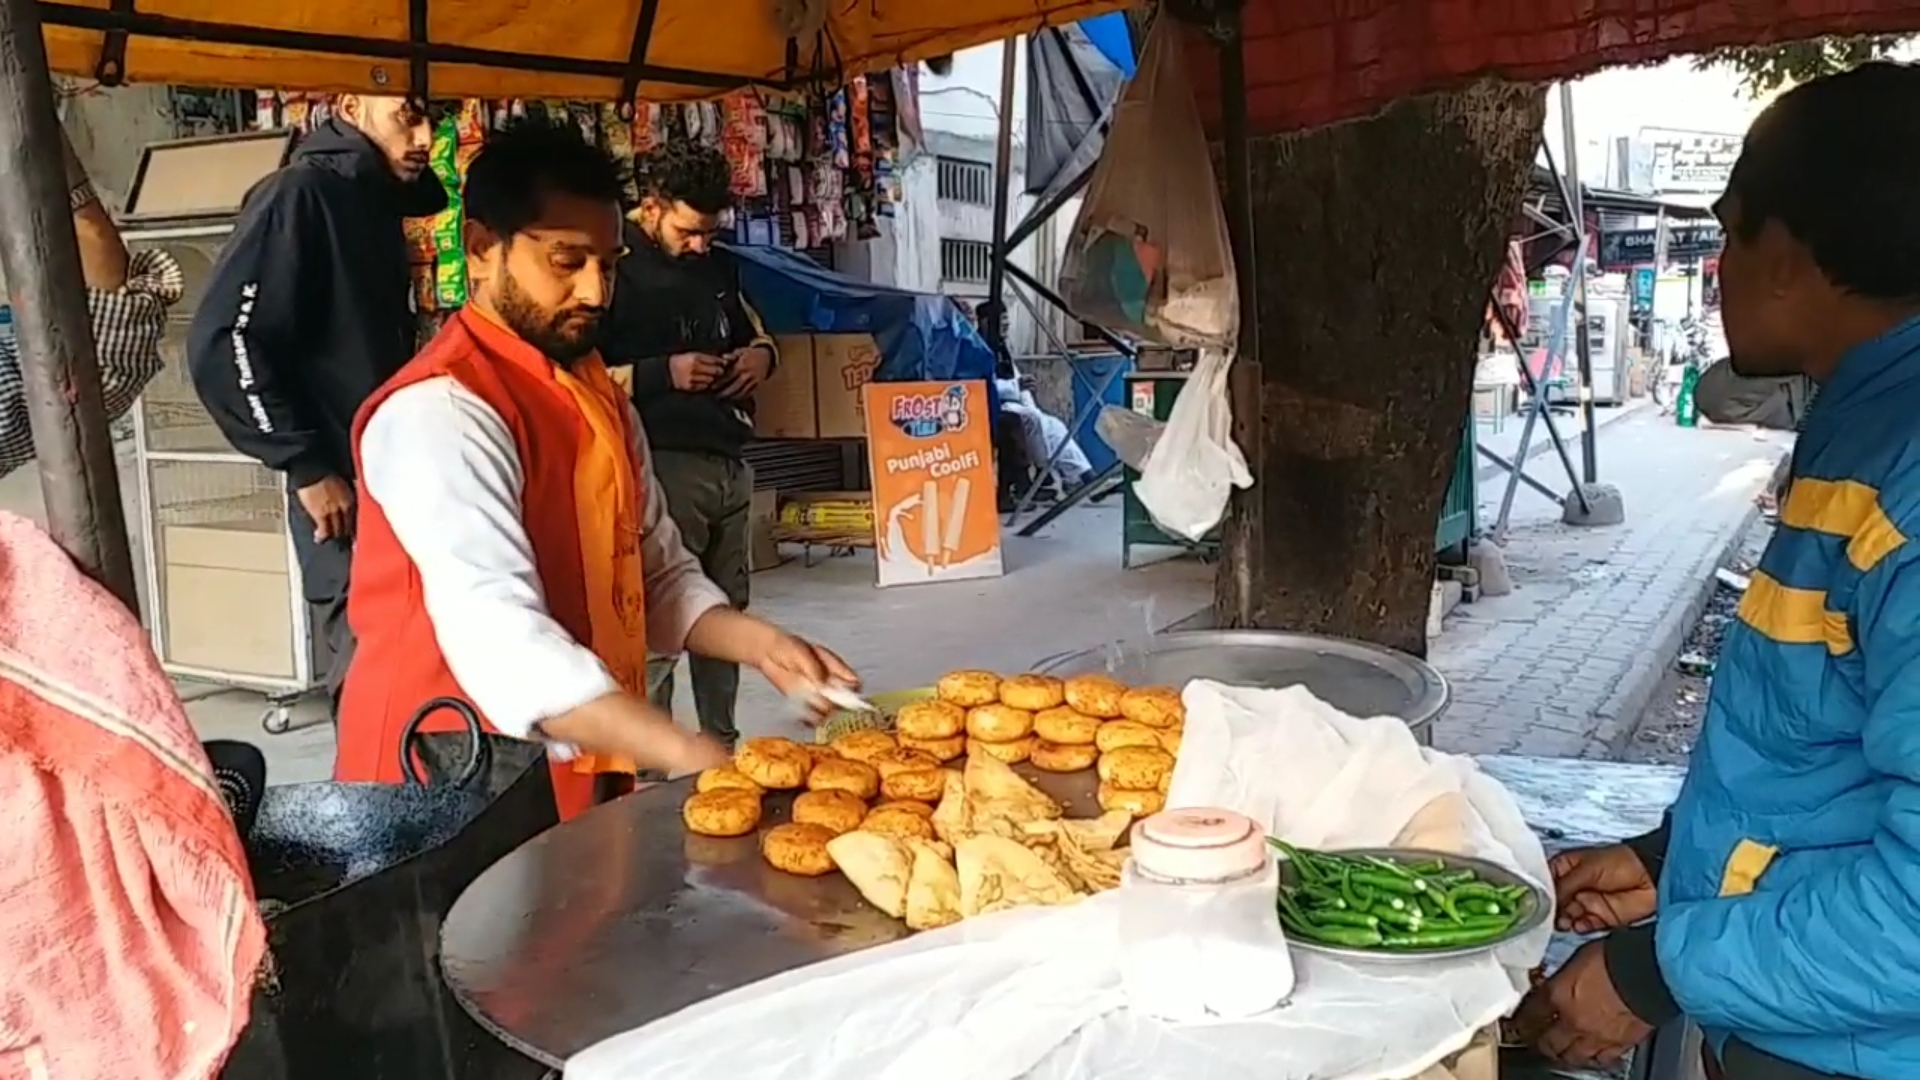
[[965, 702, 1033, 742], [1094, 720, 1163, 754], [998, 674, 1066, 711], [937, 669, 1003, 708], [899, 732, 966, 762], [1158, 725, 1183, 756], [762, 822, 838, 876], [881, 767, 947, 803], [1097, 745, 1175, 790], [871, 746, 942, 779], [873, 798, 935, 818], [682, 788, 763, 838], [1032, 705, 1100, 745], [829, 728, 898, 765], [896, 698, 967, 740], [968, 735, 1033, 765], [792, 789, 869, 835], [694, 766, 763, 795], [1029, 739, 1099, 773], [862, 803, 939, 842], [1063, 674, 1128, 718], [806, 755, 881, 800], [1097, 782, 1167, 819], [734, 736, 812, 789], [1118, 685, 1184, 729]]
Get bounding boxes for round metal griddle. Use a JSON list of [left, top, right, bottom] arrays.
[[1032, 630, 1450, 741], [439, 767, 1104, 1067]]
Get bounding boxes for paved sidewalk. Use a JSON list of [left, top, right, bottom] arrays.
[[1430, 412, 1790, 759]]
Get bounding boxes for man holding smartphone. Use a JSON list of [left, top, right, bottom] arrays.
[[599, 140, 775, 750]]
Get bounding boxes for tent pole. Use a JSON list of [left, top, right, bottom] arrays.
[[1559, 82, 1599, 485], [984, 34, 1020, 364], [0, 0, 139, 611]]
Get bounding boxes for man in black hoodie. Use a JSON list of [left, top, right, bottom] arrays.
[[599, 141, 775, 748], [188, 95, 447, 716]]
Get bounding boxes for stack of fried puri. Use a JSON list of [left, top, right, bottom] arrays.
[[1092, 685, 1185, 818]]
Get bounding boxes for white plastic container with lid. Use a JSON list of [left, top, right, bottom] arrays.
[[1118, 806, 1294, 1023]]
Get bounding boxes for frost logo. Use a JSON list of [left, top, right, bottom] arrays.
[[890, 385, 969, 440]]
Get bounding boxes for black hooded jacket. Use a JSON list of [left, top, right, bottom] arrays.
[[187, 119, 447, 486]]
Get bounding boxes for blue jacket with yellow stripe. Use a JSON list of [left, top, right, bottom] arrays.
[[1659, 316, 1920, 1078]]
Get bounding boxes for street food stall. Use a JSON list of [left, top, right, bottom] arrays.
[[0, 1, 1902, 1079]]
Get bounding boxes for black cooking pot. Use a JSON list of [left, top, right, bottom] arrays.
[[223, 698, 557, 1080]]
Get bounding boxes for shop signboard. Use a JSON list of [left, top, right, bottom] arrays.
[[1599, 224, 1722, 272], [1641, 128, 1743, 194], [862, 380, 1004, 588]]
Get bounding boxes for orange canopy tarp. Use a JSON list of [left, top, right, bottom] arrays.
[[40, 0, 1127, 102]]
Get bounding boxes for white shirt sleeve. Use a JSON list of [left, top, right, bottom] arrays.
[[628, 403, 732, 652], [358, 377, 616, 749]]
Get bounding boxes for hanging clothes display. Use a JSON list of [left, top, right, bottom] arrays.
[[253, 76, 912, 329]]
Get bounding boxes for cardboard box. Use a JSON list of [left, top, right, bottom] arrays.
[[754, 334, 819, 438], [749, 489, 782, 572], [813, 333, 882, 438]]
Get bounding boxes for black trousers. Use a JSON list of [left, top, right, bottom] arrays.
[[286, 488, 356, 720]]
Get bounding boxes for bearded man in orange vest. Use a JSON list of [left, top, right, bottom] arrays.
[[333, 120, 858, 820]]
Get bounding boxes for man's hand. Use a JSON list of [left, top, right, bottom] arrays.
[[755, 629, 860, 723], [668, 352, 728, 392], [718, 344, 774, 400], [1552, 843, 1658, 933], [541, 691, 730, 775], [296, 476, 355, 542], [1512, 940, 1655, 1068]]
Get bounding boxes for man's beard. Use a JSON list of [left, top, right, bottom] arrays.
[[497, 271, 602, 366]]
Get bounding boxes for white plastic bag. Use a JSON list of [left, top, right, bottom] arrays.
[[1059, 19, 1238, 350], [1133, 347, 1250, 540], [1059, 18, 1249, 539]]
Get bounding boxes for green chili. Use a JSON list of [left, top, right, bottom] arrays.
[[1293, 923, 1385, 948], [1380, 923, 1516, 949], [1309, 908, 1381, 930], [1373, 904, 1424, 931], [1350, 869, 1427, 896]]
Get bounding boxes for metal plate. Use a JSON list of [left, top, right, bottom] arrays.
[[1280, 846, 1551, 964], [439, 765, 1106, 1068], [1031, 630, 1450, 739]]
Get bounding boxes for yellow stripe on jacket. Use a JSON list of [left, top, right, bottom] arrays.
[[1779, 476, 1908, 572], [1737, 571, 1854, 655]]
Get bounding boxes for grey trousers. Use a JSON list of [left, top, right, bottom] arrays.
[[645, 450, 753, 743]]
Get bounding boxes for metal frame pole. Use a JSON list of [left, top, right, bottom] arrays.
[[0, 0, 139, 611], [983, 35, 1020, 363], [1559, 83, 1599, 485]]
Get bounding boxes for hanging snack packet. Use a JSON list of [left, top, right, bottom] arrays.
[[428, 115, 468, 310]]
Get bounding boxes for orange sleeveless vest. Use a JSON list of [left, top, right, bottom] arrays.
[[334, 310, 640, 821]]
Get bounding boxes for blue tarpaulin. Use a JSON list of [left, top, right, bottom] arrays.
[[726, 242, 1000, 392], [1079, 13, 1136, 77]]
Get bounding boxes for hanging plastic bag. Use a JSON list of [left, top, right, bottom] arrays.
[[1059, 19, 1238, 350], [1134, 347, 1249, 540], [1061, 19, 1248, 538]]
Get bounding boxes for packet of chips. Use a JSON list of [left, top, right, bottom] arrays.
[[428, 115, 468, 310]]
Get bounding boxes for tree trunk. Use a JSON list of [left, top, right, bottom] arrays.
[[1214, 81, 1546, 656]]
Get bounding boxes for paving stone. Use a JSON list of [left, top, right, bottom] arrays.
[[1431, 413, 1789, 760]]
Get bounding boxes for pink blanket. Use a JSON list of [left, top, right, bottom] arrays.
[[0, 513, 264, 1079]]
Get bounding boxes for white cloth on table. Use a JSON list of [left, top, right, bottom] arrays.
[[358, 376, 729, 752], [566, 680, 1553, 1080]]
